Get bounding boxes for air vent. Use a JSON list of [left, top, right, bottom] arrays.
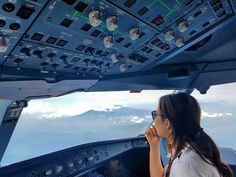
[[168, 68, 189, 78], [74, 1, 88, 12]]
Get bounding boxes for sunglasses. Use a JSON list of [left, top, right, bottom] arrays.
[[151, 111, 166, 120]]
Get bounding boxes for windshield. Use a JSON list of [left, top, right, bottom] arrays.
[[1, 90, 173, 166], [2, 83, 236, 167], [192, 82, 236, 150]]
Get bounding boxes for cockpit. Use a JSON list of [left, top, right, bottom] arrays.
[[0, 0, 236, 176]]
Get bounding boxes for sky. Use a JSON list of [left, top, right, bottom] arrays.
[[21, 82, 236, 119]]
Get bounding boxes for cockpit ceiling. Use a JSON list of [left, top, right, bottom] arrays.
[[0, 0, 236, 99]]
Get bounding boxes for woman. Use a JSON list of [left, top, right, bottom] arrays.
[[145, 93, 233, 177]]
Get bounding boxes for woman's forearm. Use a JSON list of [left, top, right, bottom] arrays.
[[149, 144, 164, 177]]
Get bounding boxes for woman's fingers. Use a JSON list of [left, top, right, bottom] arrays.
[[150, 126, 157, 137], [145, 125, 158, 138]]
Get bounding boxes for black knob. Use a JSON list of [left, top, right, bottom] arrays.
[[33, 50, 43, 59], [20, 47, 31, 56]]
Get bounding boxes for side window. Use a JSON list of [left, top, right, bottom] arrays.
[[192, 83, 236, 149]]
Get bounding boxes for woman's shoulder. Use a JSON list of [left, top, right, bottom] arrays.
[[169, 147, 221, 177]]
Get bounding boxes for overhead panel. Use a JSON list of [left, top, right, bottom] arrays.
[[0, 0, 235, 81], [4, 0, 156, 77], [0, 0, 48, 64]]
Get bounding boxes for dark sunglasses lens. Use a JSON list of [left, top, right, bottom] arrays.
[[152, 111, 156, 120]]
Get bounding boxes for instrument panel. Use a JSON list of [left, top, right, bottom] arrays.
[[0, 137, 148, 177]]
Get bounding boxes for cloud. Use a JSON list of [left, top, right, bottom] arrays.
[[21, 90, 173, 119], [192, 83, 236, 103], [129, 116, 145, 124], [201, 110, 233, 118]]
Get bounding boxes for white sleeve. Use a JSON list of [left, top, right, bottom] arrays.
[[170, 161, 204, 177]]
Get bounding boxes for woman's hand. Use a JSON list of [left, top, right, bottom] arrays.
[[145, 124, 161, 147]]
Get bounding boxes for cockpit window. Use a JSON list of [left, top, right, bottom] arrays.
[[1, 90, 173, 166], [192, 83, 236, 150]]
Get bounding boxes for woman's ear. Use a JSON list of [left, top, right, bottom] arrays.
[[164, 119, 172, 130]]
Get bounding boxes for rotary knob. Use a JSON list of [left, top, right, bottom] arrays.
[[89, 10, 102, 27], [165, 30, 175, 41], [175, 38, 185, 48], [104, 36, 113, 48], [106, 15, 118, 31], [111, 54, 124, 63], [55, 165, 63, 174], [178, 20, 188, 33], [120, 64, 127, 72], [129, 27, 140, 40], [44, 169, 52, 176]]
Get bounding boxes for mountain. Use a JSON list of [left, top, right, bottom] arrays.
[[1, 105, 236, 167]]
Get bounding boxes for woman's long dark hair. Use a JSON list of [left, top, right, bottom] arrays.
[[159, 93, 233, 177]]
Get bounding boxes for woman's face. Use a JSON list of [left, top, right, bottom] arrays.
[[153, 108, 172, 138]]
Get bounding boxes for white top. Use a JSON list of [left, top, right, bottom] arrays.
[[168, 145, 221, 177]]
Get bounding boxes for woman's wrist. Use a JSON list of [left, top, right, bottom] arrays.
[[149, 142, 161, 150]]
